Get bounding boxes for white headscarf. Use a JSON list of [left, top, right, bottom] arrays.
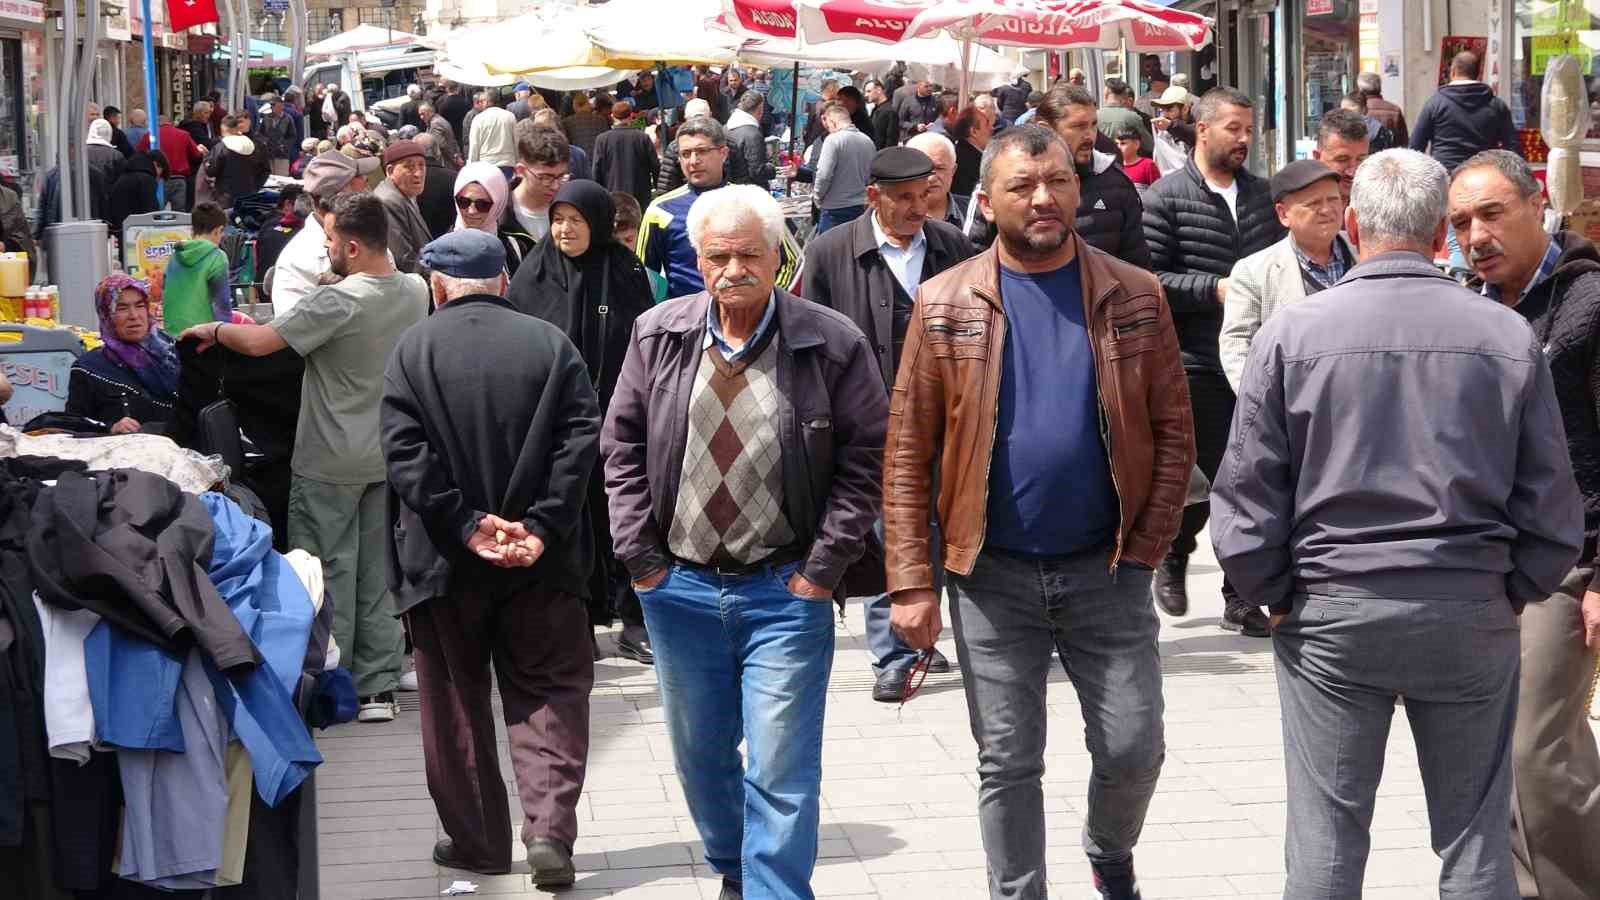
[[86, 118, 115, 147]]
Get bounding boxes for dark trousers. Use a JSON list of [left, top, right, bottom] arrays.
[[408, 582, 593, 868], [1171, 369, 1235, 558]]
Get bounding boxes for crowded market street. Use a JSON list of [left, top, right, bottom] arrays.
[[315, 537, 1587, 900]]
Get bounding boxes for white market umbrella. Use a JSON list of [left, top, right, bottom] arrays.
[[307, 23, 420, 58]]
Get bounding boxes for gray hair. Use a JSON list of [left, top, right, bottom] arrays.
[[978, 124, 1068, 193], [736, 90, 764, 114], [1356, 71, 1382, 97], [1453, 149, 1542, 199], [414, 132, 439, 161], [432, 271, 507, 303], [407, 84, 422, 99], [419, 102, 434, 115], [684, 98, 712, 119], [677, 115, 727, 148], [685, 184, 784, 254], [1350, 149, 1448, 247], [1171, 73, 1190, 89], [906, 131, 956, 164]]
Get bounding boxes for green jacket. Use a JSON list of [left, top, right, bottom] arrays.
[[161, 239, 230, 334]]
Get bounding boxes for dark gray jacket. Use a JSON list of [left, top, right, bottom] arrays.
[[382, 295, 600, 612], [600, 289, 887, 593], [1211, 252, 1582, 614], [800, 210, 974, 386]]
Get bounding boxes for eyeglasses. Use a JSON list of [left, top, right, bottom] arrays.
[[899, 649, 934, 705], [527, 171, 570, 186], [454, 195, 495, 213]]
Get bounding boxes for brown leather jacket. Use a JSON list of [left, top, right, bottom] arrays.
[[883, 234, 1196, 593]]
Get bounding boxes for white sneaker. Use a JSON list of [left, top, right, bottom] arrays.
[[398, 669, 419, 692], [357, 692, 398, 723]]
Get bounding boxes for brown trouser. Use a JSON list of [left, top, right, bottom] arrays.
[[1510, 566, 1600, 900], [408, 581, 593, 869]]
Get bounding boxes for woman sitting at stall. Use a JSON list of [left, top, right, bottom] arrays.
[[64, 274, 179, 434]]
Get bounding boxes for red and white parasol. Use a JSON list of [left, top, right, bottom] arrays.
[[722, 0, 1211, 51]]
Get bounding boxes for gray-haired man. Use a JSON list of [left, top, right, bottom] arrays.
[[602, 185, 886, 900], [1211, 148, 1583, 898]]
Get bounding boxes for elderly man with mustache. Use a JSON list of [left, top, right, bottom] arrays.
[[601, 184, 886, 900], [1450, 149, 1600, 900]]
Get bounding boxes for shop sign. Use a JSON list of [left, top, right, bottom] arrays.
[[0, 0, 45, 24], [0, 351, 76, 425], [125, 226, 192, 285], [104, 6, 132, 41], [1531, 34, 1593, 76], [187, 33, 218, 54], [1306, 0, 1333, 15], [263, 0, 288, 10]]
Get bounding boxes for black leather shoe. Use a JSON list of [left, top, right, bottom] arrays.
[[872, 666, 910, 703], [1153, 554, 1189, 616], [719, 877, 744, 899], [926, 647, 952, 673], [1221, 601, 1271, 638], [432, 838, 509, 875], [525, 837, 576, 888], [617, 622, 654, 665]]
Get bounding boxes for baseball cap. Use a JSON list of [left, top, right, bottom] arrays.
[[303, 150, 380, 197]]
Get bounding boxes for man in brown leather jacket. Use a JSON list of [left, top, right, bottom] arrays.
[[883, 125, 1194, 900]]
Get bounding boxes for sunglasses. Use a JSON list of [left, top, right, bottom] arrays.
[[899, 649, 934, 705], [454, 195, 494, 213]]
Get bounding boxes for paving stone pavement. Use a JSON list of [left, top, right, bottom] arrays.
[[315, 537, 1600, 900]]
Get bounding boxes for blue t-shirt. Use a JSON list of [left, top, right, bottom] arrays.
[[986, 258, 1120, 556]]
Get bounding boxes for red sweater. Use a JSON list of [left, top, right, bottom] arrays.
[[1121, 156, 1161, 189], [137, 124, 205, 177]]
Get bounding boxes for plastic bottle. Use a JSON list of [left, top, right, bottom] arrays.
[[44, 285, 59, 322]]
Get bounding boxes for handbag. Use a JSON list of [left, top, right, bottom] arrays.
[[195, 354, 245, 477]]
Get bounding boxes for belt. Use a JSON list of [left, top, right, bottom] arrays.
[[673, 548, 805, 578]]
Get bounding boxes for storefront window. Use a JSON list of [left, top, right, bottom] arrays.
[[0, 37, 24, 185], [1302, 0, 1359, 139], [1512, 0, 1600, 144]]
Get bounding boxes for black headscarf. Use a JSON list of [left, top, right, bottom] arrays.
[[507, 179, 654, 410]]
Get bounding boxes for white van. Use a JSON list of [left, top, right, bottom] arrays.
[[302, 44, 438, 114]]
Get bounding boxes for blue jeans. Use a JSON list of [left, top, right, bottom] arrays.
[[1445, 221, 1469, 279], [815, 205, 864, 235], [638, 560, 834, 899], [948, 547, 1164, 900]]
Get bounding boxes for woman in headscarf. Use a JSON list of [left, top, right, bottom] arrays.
[[65, 274, 180, 434], [85, 118, 124, 215], [506, 180, 656, 659], [451, 162, 531, 274]]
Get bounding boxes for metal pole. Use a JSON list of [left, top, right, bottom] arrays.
[[140, 0, 162, 208], [76, 0, 103, 219], [58, 3, 76, 222], [239, 0, 251, 111], [289, 0, 307, 88]]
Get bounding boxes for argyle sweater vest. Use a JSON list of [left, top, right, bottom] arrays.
[[666, 336, 796, 565]]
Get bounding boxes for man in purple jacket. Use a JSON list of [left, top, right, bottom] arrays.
[[601, 184, 885, 900]]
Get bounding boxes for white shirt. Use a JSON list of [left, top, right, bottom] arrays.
[[468, 106, 518, 167], [272, 212, 329, 317], [33, 592, 100, 764], [872, 212, 927, 298], [512, 201, 549, 242], [1206, 176, 1240, 223]]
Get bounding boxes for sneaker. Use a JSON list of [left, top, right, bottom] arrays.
[[1221, 601, 1271, 638], [1152, 553, 1189, 616], [871, 666, 911, 703], [1089, 859, 1141, 899], [398, 669, 419, 692], [525, 837, 576, 888], [616, 622, 654, 665], [357, 691, 397, 723]]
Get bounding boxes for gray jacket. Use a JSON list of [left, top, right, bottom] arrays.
[[373, 179, 432, 275], [1211, 252, 1582, 614], [815, 127, 875, 211], [600, 289, 887, 594]]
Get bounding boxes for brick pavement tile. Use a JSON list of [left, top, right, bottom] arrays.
[[1135, 875, 1240, 897], [605, 843, 698, 869], [319, 812, 440, 834], [1172, 819, 1265, 840], [321, 861, 439, 885], [576, 865, 694, 888], [319, 877, 441, 900]]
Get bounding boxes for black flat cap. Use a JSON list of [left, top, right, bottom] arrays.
[[420, 230, 505, 279], [1270, 159, 1340, 203], [871, 146, 934, 184]]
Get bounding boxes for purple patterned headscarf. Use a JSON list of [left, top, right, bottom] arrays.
[[95, 273, 180, 397]]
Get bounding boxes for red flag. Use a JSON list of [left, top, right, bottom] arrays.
[[167, 0, 220, 33]]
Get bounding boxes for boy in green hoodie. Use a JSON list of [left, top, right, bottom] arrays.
[[161, 201, 231, 333]]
